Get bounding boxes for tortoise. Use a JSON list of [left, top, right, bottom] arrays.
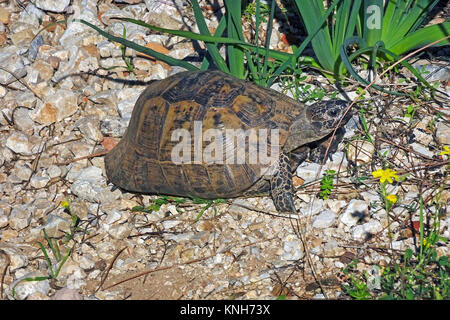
[[105, 70, 349, 213]]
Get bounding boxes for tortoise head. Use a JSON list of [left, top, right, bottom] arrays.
[[284, 100, 349, 151]]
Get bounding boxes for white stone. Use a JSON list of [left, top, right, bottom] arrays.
[[100, 117, 128, 138], [391, 240, 403, 251], [69, 166, 120, 203], [0, 208, 8, 228], [352, 221, 383, 240], [363, 220, 382, 234], [410, 142, 434, 158], [340, 199, 368, 227], [6, 132, 32, 155], [47, 165, 62, 179], [436, 122, 450, 145], [412, 128, 433, 145], [299, 199, 324, 216], [312, 210, 335, 229], [30, 175, 50, 189], [74, 117, 103, 142], [12, 163, 33, 182], [13, 107, 35, 132], [162, 220, 182, 230], [107, 223, 132, 240], [9, 206, 32, 230], [58, 2, 99, 48], [31, 89, 78, 125], [9, 272, 50, 300], [97, 41, 115, 58], [347, 140, 374, 164], [296, 162, 324, 183], [53, 287, 83, 300], [167, 205, 178, 216], [351, 225, 364, 240], [30, 214, 70, 238], [0, 46, 27, 85], [10, 254, 28, 271], [72, 166, 103, 183], [78, 255, 95, 270], [117, 87, 145, 120], [325, 151, 348, 172], [325, 199, 347, 213], [35, 0, 70, 12], [282, 240, 304, 261], [105, 210, 122, 225], [361, 190, 381, 204]]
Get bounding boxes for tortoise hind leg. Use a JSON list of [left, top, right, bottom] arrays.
[[270, 152, 297, 214]]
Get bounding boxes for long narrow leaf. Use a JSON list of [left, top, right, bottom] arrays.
[[409, 0, 440, 33], [116, 17, 293, 66], [261, 0, 277, 81], [388, 22, 450, 54], [294, 0, 335, 71], [74, 19, 199, 71], [191, 0, 229, 73], [363, 0, 383, 46], [38, 242, 55, 278], [225, 0, 244, 78], [268, 0, 340, 86], [200, 15, 227, 70], [340, 37, 435, 95]]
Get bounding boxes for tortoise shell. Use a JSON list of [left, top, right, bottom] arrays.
[[105, 70, 337, 199]]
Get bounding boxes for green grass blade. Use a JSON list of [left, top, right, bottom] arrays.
[[43, 229, 60, 261], [419, 195, 424, 258], [74, 19, 199, 71], [294, 0, 335, 71], [408, 0, 440, 33], [54, 248, 72, 278], [333, 0, 362, 64], [225, 0, 245, 78], [340, 38, 435, 95], [261, 0, 277, 81], [191, 0, 229, 73], [339, 37, 407, 96], [107, 17, 294, 75], [363, 0, 383, 46], [254, 0, 262, 75], [200, 15, 227, 70], [38, 242, 55, 278], [268, 0, 339, 86], [388, 22, 450, 54]]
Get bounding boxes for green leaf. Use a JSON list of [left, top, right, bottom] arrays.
[[267, 0, 340, 86], [404, 248, 413, 261], [38, 241, 54, 278], [438, 256, 448, 267], [388, 22, 450, 55], [362, 0, 383, 46], [73, 19, 199, 71], [191, 0, 229, 73]]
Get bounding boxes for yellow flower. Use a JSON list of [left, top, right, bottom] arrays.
[[440, 146, 450, 156], [422, 238, 432, 249], [61, 200, 69, 209], [372, 168, 399, 184], [386, 194, 397, 204]]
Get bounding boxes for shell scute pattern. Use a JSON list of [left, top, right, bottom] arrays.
[[105, 70, 314, 199]]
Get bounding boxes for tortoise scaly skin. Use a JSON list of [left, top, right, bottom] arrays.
[[105, 70, 349, 213]]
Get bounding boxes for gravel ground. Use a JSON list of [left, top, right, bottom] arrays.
[[0, 0, 449, 300]]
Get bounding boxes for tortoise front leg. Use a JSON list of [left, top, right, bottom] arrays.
[[270, 152, 297, 214]]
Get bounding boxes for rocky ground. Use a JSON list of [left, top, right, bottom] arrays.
[[0, 0, 449, 300]]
